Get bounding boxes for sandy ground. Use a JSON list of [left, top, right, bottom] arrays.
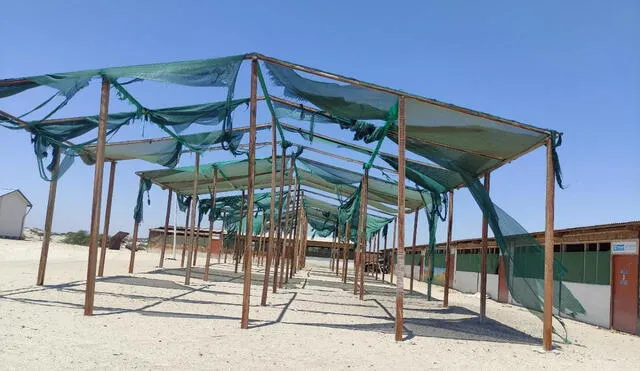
[[1, 239, 639, 370]]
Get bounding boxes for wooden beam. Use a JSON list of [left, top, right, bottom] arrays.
[[185, 152, 200, 285], [158, 189, 173, 268], [278, 122, 445, 172], [543, 139, 555, 350], [36, 152, 60, 286], [241, 58, 258, 329], [443, 191, 454, 308], [83, 76, 110, 316], [480, 172, 491, 321], [395, 96, 406, 341], [98, 161, 117, 277]]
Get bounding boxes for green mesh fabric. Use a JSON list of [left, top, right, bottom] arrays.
[[265, 62, 396, 121], [133, 178, 153, 223], [81, 129, 244, 168], [0, 55, 245, 99], [1, 98, 249, 180]]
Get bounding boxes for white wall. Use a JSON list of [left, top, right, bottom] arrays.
[[508, 277, 611, 328], [454, 271, 479, 293], [561, 282, 611, 328], [486, 274, 499, 300], [0, 192, 28, 238]]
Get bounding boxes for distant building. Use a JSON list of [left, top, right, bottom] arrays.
[[397, 221, 640, 335], [0, 189, 32, 239]]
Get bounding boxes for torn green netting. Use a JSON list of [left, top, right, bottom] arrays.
[[176, 194, 192, 213], [81, 129, 244, 168], [133, 178, 152, 223], [383, 146, 581, 342], [1, 98, 249, 180]]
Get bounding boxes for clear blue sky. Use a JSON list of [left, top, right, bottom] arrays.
[[1, 0, 638, 246]]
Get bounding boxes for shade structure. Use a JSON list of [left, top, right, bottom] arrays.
[[1, 51, 574, 348]]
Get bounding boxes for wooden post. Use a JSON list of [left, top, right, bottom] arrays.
[[128, 221, 139, 273], [443, 191, 454, 308], [390, 217, 396, 284], [543, 139, 555, 350], [185, 152, 200, 285], [97, 161, 116, 277], [409, 210, 419, 293], [273, 150, 287, 293], [382, 230, 388, 282], [480, 172, 490, 321], [357, 168, 368, 300], [279, 156, 295, 288], [240, 57, 258, 329], [181, 206, 190, 267], [203, 169, 217, 281], [336, 226, 342, 275], [192, 225, 200, 266], [257, 213, 266, 266], [235, 190, 245, 274], [261, 120, 278, 305], [221, 211, 227, 264], [287, 184, 301, 281], [36, 152, 60, 286], [342, 222, 351, 284], [158, 189, 173, 268], [395, 95, 406, 341], [375, 232, 380, 280], [84, 76, 110, 316]]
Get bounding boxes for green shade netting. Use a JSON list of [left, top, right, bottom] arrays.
[[302, 194, 393, 240], [133, 178, 153, 223], [280, 122, 465, 194], [137, 155, 423, 215], [0, 54, 245, 99], [1, 98, 249, 180], [176, 194, 192, 213], [1, 55, 246, 181], [296, 157, 426, 210], [263, 59, 576, 339], [82, 129, 245, 168], [384, 150, 583, 340], [265, 62, 396, 121]]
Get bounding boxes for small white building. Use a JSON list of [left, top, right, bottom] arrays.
[[0, 189, 32, 239]]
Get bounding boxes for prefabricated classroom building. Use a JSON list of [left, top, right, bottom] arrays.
[[405, 221, 640, 335]]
